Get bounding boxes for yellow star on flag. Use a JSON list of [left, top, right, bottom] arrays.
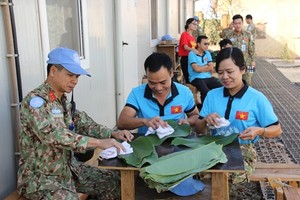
[[239, 113, 245, 119]]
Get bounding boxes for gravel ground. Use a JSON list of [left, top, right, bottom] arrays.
[[230, 182, 263, 200]]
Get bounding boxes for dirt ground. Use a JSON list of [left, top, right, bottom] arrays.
[[277, 67, 300, 83], [265, 58, 300, 83]]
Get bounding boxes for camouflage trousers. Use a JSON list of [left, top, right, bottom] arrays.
[[25, 164, 121, 200], [242, 71, 253, 86], [229, 144, 257, 184]]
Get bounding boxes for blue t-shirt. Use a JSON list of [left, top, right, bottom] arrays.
[[188, 50, 213, 82], [200, 84, 279, 144], [126, 82, 196, 134]]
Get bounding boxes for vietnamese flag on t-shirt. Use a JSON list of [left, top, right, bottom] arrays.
[[235, 111, 249, 120], [171, 106, 182, 114]]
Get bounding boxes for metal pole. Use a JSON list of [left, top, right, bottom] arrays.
[[1, 0, 21, 160]]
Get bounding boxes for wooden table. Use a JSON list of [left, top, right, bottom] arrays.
[[98, 138, 244, 200]]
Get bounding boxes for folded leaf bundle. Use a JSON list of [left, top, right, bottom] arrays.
[[139, 142, 227, 192]]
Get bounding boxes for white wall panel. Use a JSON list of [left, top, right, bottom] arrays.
[[136, 0, 157, 83], [75, 0, 117, 127], [13, 1, 45, 97], [0, 4, 17, 199]]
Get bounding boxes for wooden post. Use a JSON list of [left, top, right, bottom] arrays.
[[121, 170, 135, 200], [211, 172, 229, 200]]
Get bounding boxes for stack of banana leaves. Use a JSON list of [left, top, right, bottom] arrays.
[[118, 120, 238, 192]]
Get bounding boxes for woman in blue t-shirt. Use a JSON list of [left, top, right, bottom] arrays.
[[195, 47, 282, 184]]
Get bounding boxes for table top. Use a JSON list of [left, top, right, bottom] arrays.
[[98, 136, 245, 173], [157, 43, 178, 47]]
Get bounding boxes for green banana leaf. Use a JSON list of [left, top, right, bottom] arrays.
[[118, 120, 191, 167], [141, 142, 226, 176], [117, 135, 158, 167], [171, 133, 239, 148], [139, 142, 227, 192]]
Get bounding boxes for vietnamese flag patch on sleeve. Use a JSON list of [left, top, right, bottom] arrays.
[[235, 111, 249, 120], [171, 105, 182, 114]]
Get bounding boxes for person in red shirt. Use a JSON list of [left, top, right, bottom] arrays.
[[178, 18, 199, 84]]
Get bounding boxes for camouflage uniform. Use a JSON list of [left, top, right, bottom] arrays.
[[229, 144, 257, 197], [246, 22, 256, 41], [226, 31, 255, 85], [219, 27, 233, 39], [192, 26, 204, 40], [17, 82, 120, 200], [229, 144, 257, 184]]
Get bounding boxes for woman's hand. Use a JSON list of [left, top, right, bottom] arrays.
[[239, 127, 262, 141], [204, 112, 221, 127]]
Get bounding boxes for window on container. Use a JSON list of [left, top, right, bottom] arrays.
[[46, 0, 85, 58], [151, 0, 158, 40]]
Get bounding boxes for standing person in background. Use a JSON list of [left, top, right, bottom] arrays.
[[188, 35, 222, 107], [219, 22, 234, 39], [178, 18, 199, 84], [245, 14, 257, 41], [17, 47, 134, 199], [226, 14, 255, 85], [192, 16, 203, 40]]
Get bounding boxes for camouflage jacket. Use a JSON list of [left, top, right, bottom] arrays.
[[246, 22, 256, 41], [219, 27, 233, 39], [17, 82, 113, 195], [192, 27, 203, 40], [226, 30, 255, 66]]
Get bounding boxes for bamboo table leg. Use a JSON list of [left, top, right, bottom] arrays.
[[121, 170, 135, 200], [211, 172, 229, 200]]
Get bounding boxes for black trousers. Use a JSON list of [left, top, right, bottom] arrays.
[[191, 77, 222, 103], [180, 56, 189, 84]]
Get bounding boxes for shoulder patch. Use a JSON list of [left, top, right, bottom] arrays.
[[29, 96, 45, 108]]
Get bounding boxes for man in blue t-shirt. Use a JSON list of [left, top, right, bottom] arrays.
[[188, 35, 222, 105], [117, 53, 199, 135]]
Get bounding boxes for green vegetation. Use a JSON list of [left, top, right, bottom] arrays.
[[281, 43, 292, 62], [203, 19, 221, 45]]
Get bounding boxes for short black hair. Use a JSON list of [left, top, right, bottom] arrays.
[[144, 53, 172, 73], [196, 35, 208, 44], [246, 14, 253, 20], [215, 47, 246, 72], [232, 14, 243, 21], [219, 39, 232, 49]]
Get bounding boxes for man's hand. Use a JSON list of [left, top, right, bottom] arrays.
[[178, 118, 190, 125], [88, 138, 126, 154], [144, 116, 168, 130], [112, 130, 134, 142], [97, 138, 126, 154]]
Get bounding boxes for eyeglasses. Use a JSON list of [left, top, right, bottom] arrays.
[[203, 43, 210, 46], [191, 23, 198, 26]]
